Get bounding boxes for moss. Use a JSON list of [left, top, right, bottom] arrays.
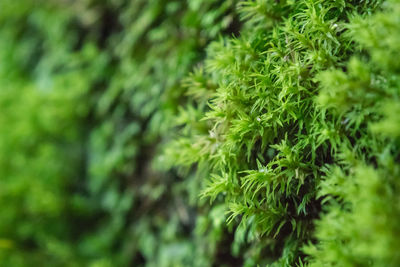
[[1, 0, 400, 266]]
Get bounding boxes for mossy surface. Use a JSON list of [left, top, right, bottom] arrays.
[[1, 0, 399, 266]]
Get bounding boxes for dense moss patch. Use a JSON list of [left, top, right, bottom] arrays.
[[1, 0, 399, 266]]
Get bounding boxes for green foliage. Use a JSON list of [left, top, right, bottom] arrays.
[[0, 1, 107, 265], [305, 1, 400, 266], [1, 0, 400, 266], [0, 0, 238, 266], [89, 1, 239, 266], [165, 0, 400, 266]]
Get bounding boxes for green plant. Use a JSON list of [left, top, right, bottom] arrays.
[[0, 0, 239, 266], [305, 1, 400, 266], [1, 0, 400, 266], [0, 1, 108, 265], [165, 0, 399, 266]]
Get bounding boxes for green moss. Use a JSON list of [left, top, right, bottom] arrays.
[[166, 0, 400, 266], [1, 0, 400, 266]]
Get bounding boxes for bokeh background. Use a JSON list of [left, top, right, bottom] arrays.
[[0, 0, 239, 266]]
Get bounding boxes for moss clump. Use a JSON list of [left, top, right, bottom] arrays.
[[2, 0, 400, 266], [165, 0, 400, 265]]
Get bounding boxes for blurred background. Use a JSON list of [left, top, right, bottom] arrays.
[[0, 0, 239, 266]]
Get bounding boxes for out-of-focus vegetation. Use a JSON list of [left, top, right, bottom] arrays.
[[0, 0, 238, 266], [0, 1, 106, 265], [1, 0, 400, 266]]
